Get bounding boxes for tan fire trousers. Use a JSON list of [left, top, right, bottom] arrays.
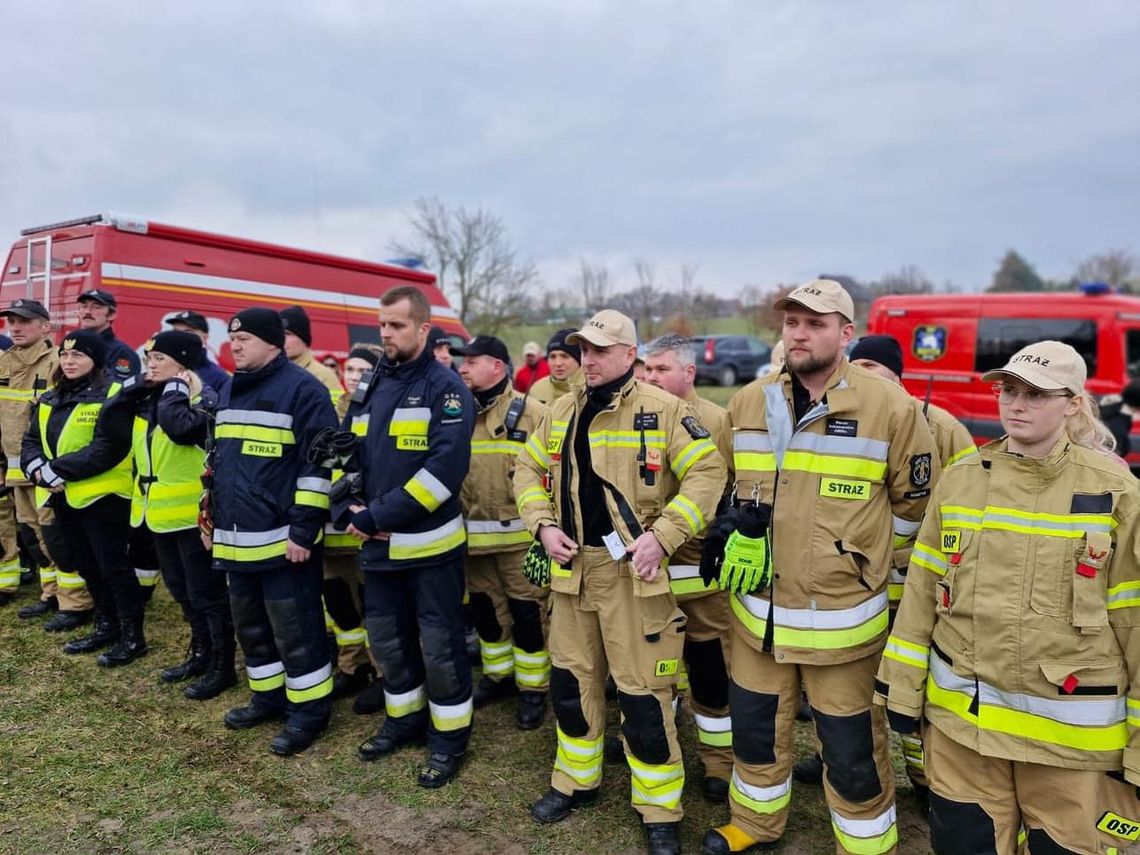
[[678, 590, 733, 781], [323, 552, 374, 675], [12, 485, 91, 610]]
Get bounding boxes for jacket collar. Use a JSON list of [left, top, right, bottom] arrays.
[[9, 337, 54, 367], [379, 341, 433, 381], [576, 368, 637, 414], [231, 351, 288, 391], [982, 434, 1072, 482]]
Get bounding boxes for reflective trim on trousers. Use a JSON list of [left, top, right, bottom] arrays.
[[694, 712, 733, 747], [247, 660, 286, 692], [830, 805, 899, 855], [429, 697, 474, 732], [389, 515, 466, 561], [732, 591, 888, 650], [335, 627, 367, 647], [56, 570, 86, 589], [729, 770, 792, 814], [628, 754, 684, 809], [480, 638, 514, 676], [285, 662, 334, 703], [555, 726, 603, 788], [134, 567, 160, 587], [513, 647, 550, 688], [384, 685, 427, 717]]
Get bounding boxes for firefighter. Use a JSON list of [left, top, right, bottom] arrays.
[[527, 329, 583, 405], [348, 286, 475, 789], [76, 289, 139, 382], [324, 345, 383, 704], [0, 299, 93, 624], [876, 341, 1140, 854], [430, 327, 457, 371], [279, 305, 343, 401], [702, 280, 936, 855], [22, 330, 140, 663], [208, 308, 338, 756], [164, 310, 231, 395], [451, 334, 550, 729], [514, 309, 726, 855], [122, 331, 236, 699], [642, 333, 735, 803], [795, 333, 977, 795]]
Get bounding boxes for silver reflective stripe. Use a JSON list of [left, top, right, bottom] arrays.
[[892, 515, 921, 536], [353, 414, 370, 429], [787, 431, 888, 461], [693, 713, 732, 733], [667, 564, 701, 581], [831, 805, 897, 838], [384, 685, 426, 708], [213, 525, 290, 546], [983, 510, 1111, 534], [296, 477, 332, 493], [247, 661, 285, 679], [412, 467, 451, 502], [888, 566, 906, 585], [466, 518, 527, 534], [390, 514, 464, 547], [733, 433, 772, 452], [392, 407, 431, 423], [736, 591, 888, 630], [161, 379, 190, 396], [980, 677, 1125, 727], [39, 462, 62, 486], [216, 409, 294, 429], [732, 769, 791, 801], [7, 455, 21, 469], [929, 653, 973, 693], [286, 662, 332, 691], [763, 384, 794, 468]]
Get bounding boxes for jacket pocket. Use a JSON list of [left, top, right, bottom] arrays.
[[1028, 536, 1082, 619], [630, 559, 672, 598], [836, 538, 875, 591], [638, 595, 686, 689], [549, 557, 581, 595], [1071, 532, 1112, 634], [1039, 660, 1125, 697]]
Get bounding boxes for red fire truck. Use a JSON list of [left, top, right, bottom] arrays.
[[867, 285, 1140, 462], [0, 213, 468, 370]]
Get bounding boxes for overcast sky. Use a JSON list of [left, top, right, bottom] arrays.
[[1, 1, 1137, 298]]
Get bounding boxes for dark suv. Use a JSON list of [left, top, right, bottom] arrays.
[[691, 335, 771, 386]]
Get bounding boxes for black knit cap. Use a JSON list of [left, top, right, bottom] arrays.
[[546, 328, 581, 364], [59, 328, 106, 368], [279, 305, 312, 346], [229, 308, 285, 348], [849, 334, 904, 378], [147, 330, 203, 368], [429, 326, 451, 348], [347, 346, 380, 368]]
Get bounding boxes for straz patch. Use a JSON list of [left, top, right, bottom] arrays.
[[397, 435, 429, 451], [819, 477, 870, 500], [940, 530, 961, 554], [242, 440, 282, 458], [826, 418, 858, 438], [654, 659, 679, 677], [913, 325, 947, 362], [1097, 811, 1140, 841], [910, 453, 932, 488], [635, 412, 659, 431], [442, 392, 463, 417], [680, 415, 709, 438]]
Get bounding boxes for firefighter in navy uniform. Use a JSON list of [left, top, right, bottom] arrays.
[[451, 334, 550, 729], [514, 310, 726, 855], [703, 280, 936, 855], [642, 333, 736, 803], [348, 286, 475, 789], [207, 308, 338, 756]]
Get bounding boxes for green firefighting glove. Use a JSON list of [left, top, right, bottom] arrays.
[[522, 540, 551, 587], [718, 502, 773, 595]]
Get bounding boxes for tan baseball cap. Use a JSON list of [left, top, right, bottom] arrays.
[[773, 278, 855, 322], [566, 309, 638, 348], [981, 340, 1086, 395], [522, 341, 541, 357]]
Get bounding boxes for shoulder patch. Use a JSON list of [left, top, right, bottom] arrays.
[[909, 453, 932, 488], [680, 415, 710, 439], [442, 391, 463, 417]]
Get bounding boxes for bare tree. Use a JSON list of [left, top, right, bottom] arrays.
[[390, 197, 539, 334], [872, 264, 934, 296], [1076, 249, 1136, 292], [630, 259, 661, 340], [570, 259, 612, 314]]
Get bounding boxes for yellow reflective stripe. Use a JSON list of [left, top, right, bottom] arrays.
[[1128, 698, 1140, 729], [388, 516, 467, 561], [730, 594, 888, 651], [671, 577, 714, 597], [883, 636, 929, 670], [589, 429, 667, 449], [247, 662, 286, 692], [667, 493, 705, 536], [941, 504, 1115, 536], [468, 529, 532, 549], [215, 424, 295, 444], [285, 664, 334, 703], [0, 388, 35, 400], [405, 480, 441, 512], [946, 445, 977, 466], [335, 627, 367, 647], [213, 540, 289, 562], [671, 438, 717, 478], [513, 647, 550, 688], [294, 490, 329, 509], [472, 439, 524, 455], [389, 420, 429, 436], [782, 450, 887, 481], [384, 685, 427, 717], [517, 485, 549, 512], [628, 754, 684, 809], [694, 713, 733, 747], [734, 450, 776, 473], [39, 566, 58, 585], [729, 770, 791, 814], [429, 698, 474, 732], [831, 807, 898, 855], [480, 638, 514, 676], [0, 558, 21, 587], [1108, 581, 1140, 611], [911, 542, 948, 577], [56, 570, 86, 589], [555, 726, 603, 787], [526, 434, 550, 469]]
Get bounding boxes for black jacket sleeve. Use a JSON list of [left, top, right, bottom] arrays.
[[46, 390, 134, 483], [156, 379, 216, 447]]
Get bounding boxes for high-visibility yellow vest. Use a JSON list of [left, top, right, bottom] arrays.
[[130, 414, 205, 532], [36, 384, 132, 509]]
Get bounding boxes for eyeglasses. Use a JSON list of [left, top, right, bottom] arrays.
[[992, 383, 1072, 408]]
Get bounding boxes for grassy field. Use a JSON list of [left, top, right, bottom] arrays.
[[0, 581, 931, 854]]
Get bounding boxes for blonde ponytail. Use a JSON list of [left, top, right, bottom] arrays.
[[1066, 395, 1117, 455]]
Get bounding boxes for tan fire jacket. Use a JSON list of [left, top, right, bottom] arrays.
[[667, 390, 733, 600], [295, 350, 343, 401], [877, 437, 1140, 779], [527, 368, 584, 406], [461, 387, 546, 555], [727, 360, 937, 665], [513, 375, 726, 599], [0, 339, 57, 484]]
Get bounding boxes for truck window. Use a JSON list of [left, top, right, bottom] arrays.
[[1127, 330, 1140, 378], [974, 318, 1097, 375]]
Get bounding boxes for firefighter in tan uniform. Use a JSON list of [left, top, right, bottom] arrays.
[[280, 306, 343, 402], [451, 335, 551, 729], [876, 341, 1140, 855], [527, 329, 583, 406], [795, 334, 978, 795], [643, 333, 735, 803], [514, 310, 726, 855], [703, 280, 937, 855], [0, 299, 92, 626]]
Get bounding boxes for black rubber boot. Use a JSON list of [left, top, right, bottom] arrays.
[[160, 623, 210, 683], [62, 610, 119, 654], [97, 617, 148, 667], [185, 617, 238, 700]]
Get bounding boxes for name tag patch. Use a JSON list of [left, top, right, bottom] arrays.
[[819, 477, 870, 500], [1097, 811, 1140, 841], [826, 418, 858, 437], [242, 440, 282, 458], [397, 435, 428, 451], [940, 530, 961, 553]]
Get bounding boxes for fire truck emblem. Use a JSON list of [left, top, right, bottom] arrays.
[[912, 326, 946, 362]]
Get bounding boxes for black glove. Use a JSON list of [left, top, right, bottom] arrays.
[[699, 507, 739, 585], [329, 473, 364, 527], [307, 428, 359, 470], [886, 709, 920, 735]]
